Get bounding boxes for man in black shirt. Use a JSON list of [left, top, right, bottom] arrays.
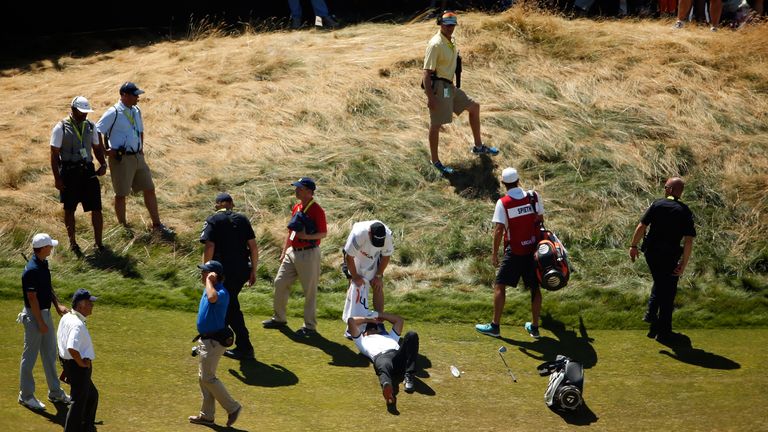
[[200, 193, 259, 360], [630, 177, 696, 340]]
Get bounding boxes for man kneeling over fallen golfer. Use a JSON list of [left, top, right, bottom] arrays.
[[347, 312, 419, 407]]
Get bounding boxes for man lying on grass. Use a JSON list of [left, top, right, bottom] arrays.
[[347, 312, 419, 408]]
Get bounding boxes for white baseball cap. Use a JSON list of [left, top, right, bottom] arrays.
[[71, 96, 94, 113], [32, 233, 59, 248], [501, 167, 519, 183]]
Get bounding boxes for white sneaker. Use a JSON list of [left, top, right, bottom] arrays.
[[19, 395, 46, 411], [672, 20, 684, 29], [48, 393, 72, 404]]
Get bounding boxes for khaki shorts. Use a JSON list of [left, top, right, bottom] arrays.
[[108, 153, 155, 196], [429, 79, 474, 126]]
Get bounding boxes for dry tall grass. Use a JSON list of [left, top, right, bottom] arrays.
[[0, 9, 766, 298]]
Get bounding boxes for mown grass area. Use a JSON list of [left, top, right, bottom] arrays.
[[1, 301, 766, 432], [0, 9, 766, 328]]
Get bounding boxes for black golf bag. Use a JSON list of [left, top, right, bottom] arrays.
[[534, 229, 571, 291], [537, 355, 584, 411]]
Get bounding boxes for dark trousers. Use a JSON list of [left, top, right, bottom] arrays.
[[645, 251, 681, 334], [63, 360, 98, 432], [224, 270, 253, 353], [373, 331, 419, 387]]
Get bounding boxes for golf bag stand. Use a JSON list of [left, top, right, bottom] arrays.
[[537, 355, 584, 411]]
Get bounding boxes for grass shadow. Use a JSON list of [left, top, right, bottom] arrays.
[[549, 402, 599, 426], [277, 327, 370, 367], [657, 332, 741, 370], [23, 400, 68, 427], [499, 314, 598, 368], [445, 155, 501, 202], [198, 422, 249, 432], [227, 358, 298, 387], [83, 247, 141, 279]]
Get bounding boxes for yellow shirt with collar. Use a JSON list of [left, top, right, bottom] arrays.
[[423, 30, 458, 81]]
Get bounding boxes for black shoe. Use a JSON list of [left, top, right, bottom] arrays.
[[70, 243, 83, 257], [646, 328, 658, 339], [224, 348, 254, 360], [296, 327, 317, 338], [262, 318, 287, 329], [404, 374, 415, 393]]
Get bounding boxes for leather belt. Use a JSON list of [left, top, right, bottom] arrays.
[[293, 245, 317, 252]]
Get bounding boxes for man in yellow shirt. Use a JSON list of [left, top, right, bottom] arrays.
[[423, 11, 498, 175]]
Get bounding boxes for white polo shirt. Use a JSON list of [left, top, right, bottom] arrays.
[[95, 101, 143, 152], [492, 187, 545, 228], [353, 330, 400, 361], [343, 220, 394, 281], [57, 310, 95, 361]]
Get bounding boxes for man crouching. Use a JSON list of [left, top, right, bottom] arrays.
[[347, 312, 419, 408]]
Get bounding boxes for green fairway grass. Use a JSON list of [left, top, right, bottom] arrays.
[[1, 300, 766, 432]]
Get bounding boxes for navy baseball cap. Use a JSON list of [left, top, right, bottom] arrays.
[[120, 82, 145, 96], [291, 177, 316, 191], [72, 288, 98, 308], [215, 192, 233, 203], [198, 260, 224, 274], [370, 222, 387, 248]]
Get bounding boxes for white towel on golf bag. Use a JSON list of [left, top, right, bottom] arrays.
[[342, 279, 374, 333]]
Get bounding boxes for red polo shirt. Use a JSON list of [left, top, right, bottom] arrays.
[[289, 200, 327, 248]]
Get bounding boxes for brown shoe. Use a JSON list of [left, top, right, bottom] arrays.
[[188, 415, 214, 425], [227, 405, 242, 427], [382, 382, 395, 405]]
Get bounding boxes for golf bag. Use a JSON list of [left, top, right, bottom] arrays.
[[537, 355, 584, 411], [534, 229, 571, 291]]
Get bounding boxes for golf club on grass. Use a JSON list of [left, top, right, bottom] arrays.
[[498, 346, 517, 382]]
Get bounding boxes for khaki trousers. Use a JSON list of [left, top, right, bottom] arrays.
[[272, 247, 321, 330], [197, 338, 239, 420]]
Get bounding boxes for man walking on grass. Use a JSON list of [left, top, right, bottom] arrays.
[[423, 10, 498, 175], [476, 168, 545, 339], [629, 177, 696, 341], [188, 260, 242, 428], [200, 192, 259, 360]]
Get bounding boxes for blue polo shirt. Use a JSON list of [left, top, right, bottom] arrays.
[[196, 282, 230, 334], [22, 256, 53, 310]]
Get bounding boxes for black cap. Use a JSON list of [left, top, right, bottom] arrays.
[[215, 192, 233, 203], [198, 260, 224, 274], [72, 288, 98, 309], [120, 82, 145, 96], [291, 177, 316, 191], [370, 222, 387, 248]]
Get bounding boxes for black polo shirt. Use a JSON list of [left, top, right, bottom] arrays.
[[199, 209, 256, 275], [21, 256, 54, 310], [641, 197, 696, 253]]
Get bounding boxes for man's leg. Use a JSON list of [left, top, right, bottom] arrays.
[[676, 0, 693, 21], [114, 195, 127, 226], [295, 248, 321, 330], [400, 331, 420, 376], [466, 101, 483, 147], [428, 124, 441, 164], [64, 210, 77, 247], [271, 252, 298, 324], [91, 210, 104, 247], [530, 286, 542, 328], [142, 188, 162, 226], [287, 0, 302, 18], [199, 339, 239, 418], [645, 254, 661, 323], [709, 0, 723, 26], [492, 283, 507, 325], [40, 311, 66, 399], [224, 272, 253, 355], [63, 360, 90, 432], [84, 379, 99, 430], [309, 0, 330, 17], [19, 312, 42, 400]]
